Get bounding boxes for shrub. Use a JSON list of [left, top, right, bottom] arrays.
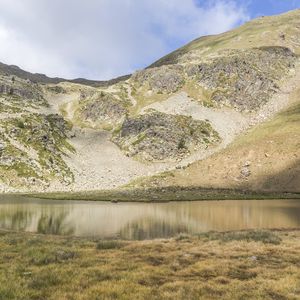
[[177, 138, 186, 150], [16, 120, 25, 129]]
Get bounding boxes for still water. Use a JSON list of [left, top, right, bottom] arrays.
[[0, 196, 299, 240]]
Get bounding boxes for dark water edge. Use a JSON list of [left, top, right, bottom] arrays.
[[25, 187, 300, 202]]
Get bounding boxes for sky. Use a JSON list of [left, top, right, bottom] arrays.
[[0, 0, 299, 80]]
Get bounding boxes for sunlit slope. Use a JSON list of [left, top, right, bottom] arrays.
[[147, 89, 300, 193], [150, 9, 300, 68]]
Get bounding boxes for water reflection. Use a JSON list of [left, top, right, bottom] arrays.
[[0, 196, 299, 240], [0, 210, 33, 231], [119, 218, 189, 240], [37, 213, 74, 235]]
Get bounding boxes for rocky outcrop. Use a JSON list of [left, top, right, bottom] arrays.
[[80, 92, 128, 127], [131, 47, 296, 111], [132, 65, 184, 93], [0, 141, 5, 152], [186, 47, 297, 111], [0, 113, 74, 188], [0, 75, 45, 103], [112, 110, 220, 161]]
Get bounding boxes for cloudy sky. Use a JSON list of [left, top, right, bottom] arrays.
[[0, 0, 299, 80]]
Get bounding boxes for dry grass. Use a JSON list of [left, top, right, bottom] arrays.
[[0, 229, 300, 299], [129, 85, 170, 116], [181, 80, 215, 107]]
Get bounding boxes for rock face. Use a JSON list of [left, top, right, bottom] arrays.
[[80, 92, 128, 127], [131, 47, 296, 112], [132, 65, 184, 93], [186, 47, 296, 111], [0, 113, 74, 188], [112, 110, 220, 161], [0, 142, 5, 152], [0, 75, 44, 102]]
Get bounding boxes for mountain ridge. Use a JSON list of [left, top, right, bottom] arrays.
[[0, 61, 131, 87]]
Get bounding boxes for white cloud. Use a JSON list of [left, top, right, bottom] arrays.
[[0, 0, 249, 79]]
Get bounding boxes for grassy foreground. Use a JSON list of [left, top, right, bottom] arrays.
[[0, 229, 300, 299]]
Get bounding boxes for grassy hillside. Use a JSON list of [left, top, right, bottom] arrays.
[[149, 9, 300, 68]]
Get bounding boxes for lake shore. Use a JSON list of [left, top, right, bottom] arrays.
[[1, 229, 299, 299], [24, 186, 300, 202]]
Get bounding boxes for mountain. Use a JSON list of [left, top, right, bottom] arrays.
[[0, 62, 130, 87], [0, 9, 299, 195]]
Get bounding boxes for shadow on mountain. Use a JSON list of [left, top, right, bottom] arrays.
[[260, 158, 300, 193]]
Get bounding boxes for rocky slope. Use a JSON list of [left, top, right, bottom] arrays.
[[0, 9, 300, 193], [112, 111, 220, 161]]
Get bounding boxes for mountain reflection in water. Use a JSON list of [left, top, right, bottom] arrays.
[[0, 196, 299, 240]]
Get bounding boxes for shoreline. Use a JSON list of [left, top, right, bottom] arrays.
[[20, 187, 300, 202], [1, 227, 300, 241]]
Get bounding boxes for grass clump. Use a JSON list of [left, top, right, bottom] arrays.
[[175, 233, 191, 241], [227, 266, 258, 280], [16, 120, 25, 129], [96, 240, 126, 250], [199, 230, 282, 244], [221, 230, 282, 244], [28, 268, 63, 290], [27, 248, 77, 265]]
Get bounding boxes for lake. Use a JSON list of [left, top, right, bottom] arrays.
[[0, 196, 299, 240]]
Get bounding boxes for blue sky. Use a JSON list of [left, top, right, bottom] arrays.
[[246, 0, 300, 17], [0, 0, 299, 79]]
